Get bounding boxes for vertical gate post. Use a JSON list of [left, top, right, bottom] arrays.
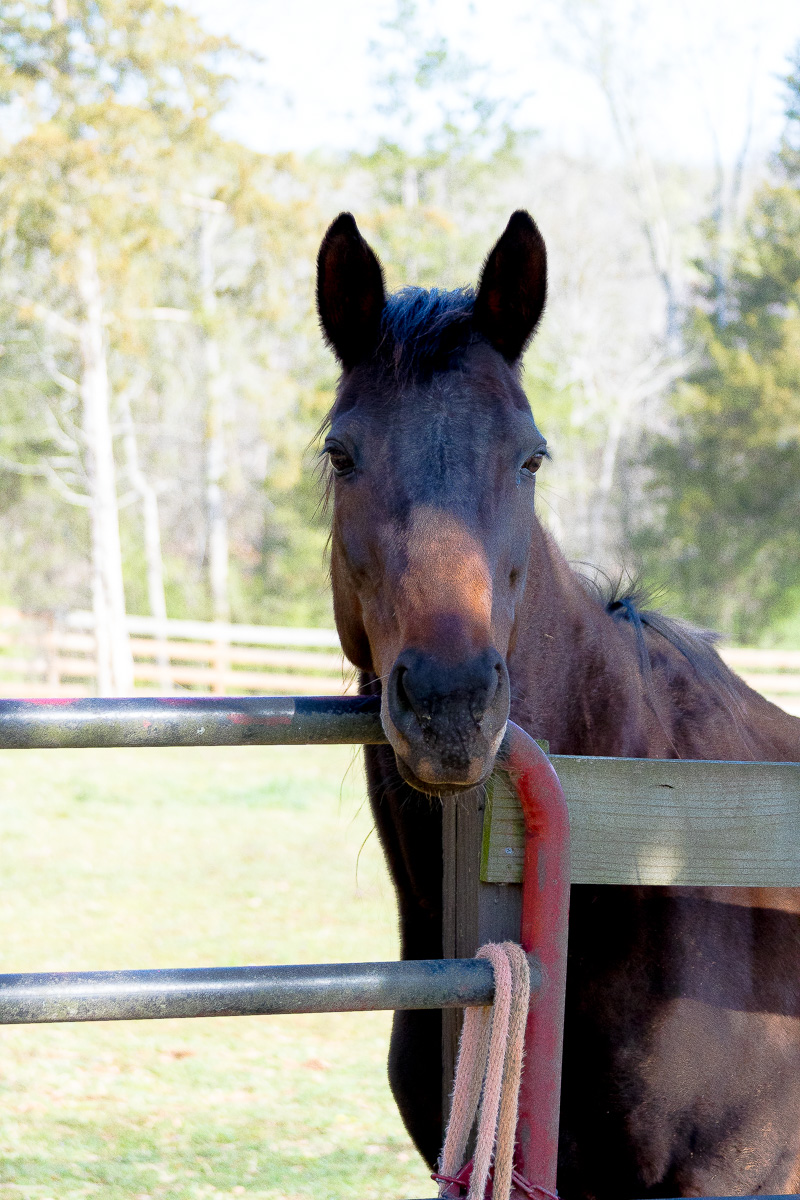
[[441, 788, 523, 1122], [442, 725, 570, 1197]]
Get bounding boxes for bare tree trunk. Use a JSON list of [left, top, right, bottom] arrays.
[[119, 385, 170, 691], [77, 239, 134, 695], [554, 7, 683, 348], [204, 341, 229, 625], [402, 165, 420, 282], [199, 207, 230, 626], [593, 410, 625, 561]]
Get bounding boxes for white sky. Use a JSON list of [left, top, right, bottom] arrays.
[[185, 0, 800, 166]]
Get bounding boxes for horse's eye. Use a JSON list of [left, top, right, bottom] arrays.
[[521, 453, 544, 476], [326, 444, 355, 476]]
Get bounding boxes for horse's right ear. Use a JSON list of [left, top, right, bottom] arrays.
[[316, 213, 386, 369], [474, 210, 547, 361]]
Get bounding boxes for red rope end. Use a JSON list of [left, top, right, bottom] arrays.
[[431, 1164, 559, 1199]]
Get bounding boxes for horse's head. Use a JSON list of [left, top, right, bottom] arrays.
[[317, 211, 547, 793]]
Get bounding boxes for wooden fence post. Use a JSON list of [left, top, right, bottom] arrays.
[[44, 614, 60, 693], [212, 622, 228, 695], [441, 782, 522, 1121]]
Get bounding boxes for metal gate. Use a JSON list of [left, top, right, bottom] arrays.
[[0, 694, 793, 1200], [0, 694, 505, 1024]]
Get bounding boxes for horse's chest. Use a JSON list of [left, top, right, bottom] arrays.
[[560, 885, 800, 1196]]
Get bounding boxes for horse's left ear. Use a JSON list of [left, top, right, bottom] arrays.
[[474, 210, 547, 361]]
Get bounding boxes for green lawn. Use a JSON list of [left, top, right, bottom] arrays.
[[0, 744, 432, 1199]]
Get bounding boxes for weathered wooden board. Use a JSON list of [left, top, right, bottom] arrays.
[[482, 756, 800, 887], [442, 788, 522, 1120]]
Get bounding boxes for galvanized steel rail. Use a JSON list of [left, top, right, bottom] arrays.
[[0, 694, 385, 749], [0, 959, 504, 1024]]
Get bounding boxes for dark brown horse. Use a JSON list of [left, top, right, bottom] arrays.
[[316, 209, 800, 1198]]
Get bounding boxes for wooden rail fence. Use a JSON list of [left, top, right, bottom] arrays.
[[0, 608, 796, 710], [718, 646, 800, 717], [0, 609, 355, 697]]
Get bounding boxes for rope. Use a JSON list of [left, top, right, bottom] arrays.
[[435, 942, 533, 1200]]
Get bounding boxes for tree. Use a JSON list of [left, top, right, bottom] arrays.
[[350, 0, 529, 290], [524, 0, 768, 572], [0, 0, 349, 655], [635, 50, 800, 642], [0, 0, 244, 689]]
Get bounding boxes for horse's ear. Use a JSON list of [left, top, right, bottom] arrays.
[[474, 210, 547, 361], [316, 213, 386, 369]]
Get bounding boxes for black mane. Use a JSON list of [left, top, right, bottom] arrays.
[[378, 286, 478, 378], [601, 579, 746, 715]]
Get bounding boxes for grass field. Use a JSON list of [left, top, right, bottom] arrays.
[[0, 744, 433, 1199]]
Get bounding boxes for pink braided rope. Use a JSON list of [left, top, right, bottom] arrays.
[[492, 945, 530, 1198], [469, 945, 512, 1199], [437, 942, 542, 1200]]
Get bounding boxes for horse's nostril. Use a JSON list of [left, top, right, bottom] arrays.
[[392, 662, 431, 724], [395, 664, 432, 724], [389, 657, 435, 730], [471, 668, 499, 723], [471, 656, 506, 723], [394, 666, 411, 712]]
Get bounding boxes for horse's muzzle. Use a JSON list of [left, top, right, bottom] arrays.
[[383, 646, 510, 792]]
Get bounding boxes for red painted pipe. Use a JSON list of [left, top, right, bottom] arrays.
[[499, 722, 571, 1200]]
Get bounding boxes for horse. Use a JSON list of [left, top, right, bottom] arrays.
[[315, 209, 800, 1198]]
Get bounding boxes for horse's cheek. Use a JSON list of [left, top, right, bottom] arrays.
[[330, 538, 374, 672]]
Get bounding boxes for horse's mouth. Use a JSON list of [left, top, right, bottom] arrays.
[[393, 752, 494, 796], [390, 723, 506, 796]]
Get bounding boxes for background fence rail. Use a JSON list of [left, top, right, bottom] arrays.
[[718, 647, 800, 716], [0, 609, 354, 697], [0, 608, 796, 710]]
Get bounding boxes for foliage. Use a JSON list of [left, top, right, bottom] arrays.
[[351, 0, 531, 291], [0, 0, 793, 642], [635, 52, 800, 643], [0, 0, 330, 626], [0, 0, 545, 631]]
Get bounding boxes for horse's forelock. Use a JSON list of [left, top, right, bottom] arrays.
[[378, 286, 478, 379]]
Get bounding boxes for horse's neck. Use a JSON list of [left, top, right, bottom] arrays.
[[509, 528, 800, 763], [509, 532, 655, 757]]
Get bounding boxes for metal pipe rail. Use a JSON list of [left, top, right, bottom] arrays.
[[0, 695, 385, 750], [0, 959, 509, 1024]]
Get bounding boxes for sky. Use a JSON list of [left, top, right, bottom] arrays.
[[184, 0, 800, 168]]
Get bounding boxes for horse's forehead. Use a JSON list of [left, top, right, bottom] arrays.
[[394, 374, 504, 438], [347, 368, 532, 449], [351, 389, 515, 498], [337, 342, 532, 428], [330, 349, 541, 518]]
